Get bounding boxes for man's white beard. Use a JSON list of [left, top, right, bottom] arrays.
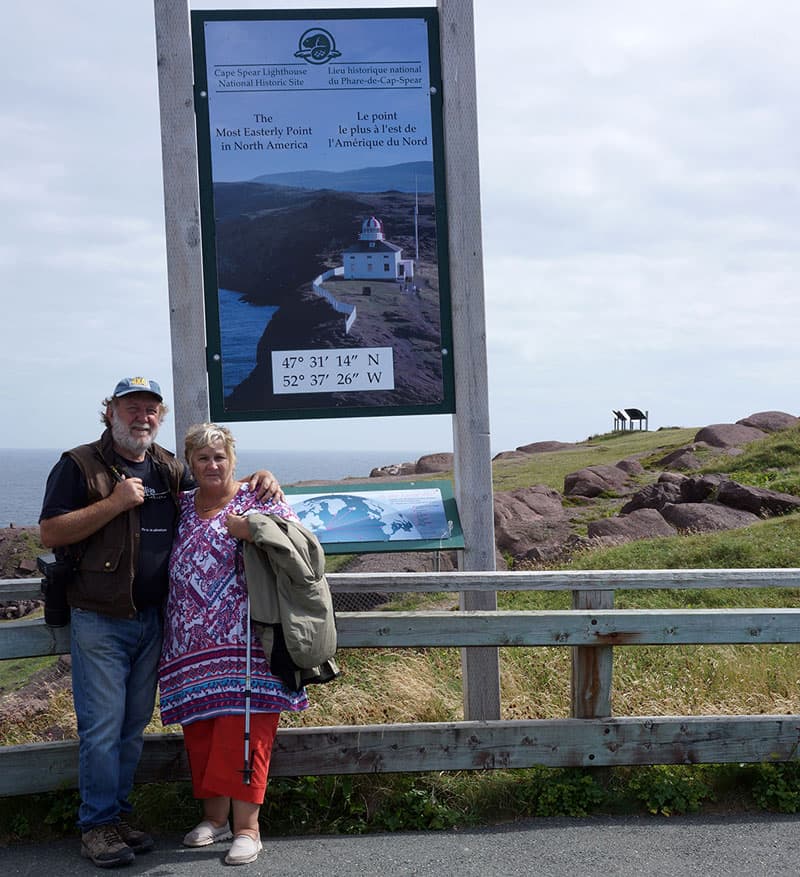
[[110, 417, 158, 458]]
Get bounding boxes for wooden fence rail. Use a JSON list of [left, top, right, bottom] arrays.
[[2, 569, 800, 798]]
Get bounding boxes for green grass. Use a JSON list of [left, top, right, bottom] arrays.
[[561, 513, 800, 571], [0, 600, 53, 694], [702, 425, 800, 494], [0, 654, 58, 693]]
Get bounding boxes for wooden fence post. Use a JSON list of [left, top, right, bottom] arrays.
[[438, 0, 500, 721], [571, 589, 614, 718], [153, 0, 210, 444]]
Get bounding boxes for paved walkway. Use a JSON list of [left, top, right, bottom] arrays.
[[3, 813, 800, 876]]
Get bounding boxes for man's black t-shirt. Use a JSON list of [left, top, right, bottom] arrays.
[[40, 451, 192, 608]]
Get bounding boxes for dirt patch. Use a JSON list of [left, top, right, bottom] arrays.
[[331, 551, 459, 612], [341, 550, 458, 575], [0, 655, 74, 741], [0, 526, 43, 579], [0, 526, 44, 623], [0, 525, 65, 740]]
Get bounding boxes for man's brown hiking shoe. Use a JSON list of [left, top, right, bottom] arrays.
[[80, 824, 135, 868], [116, 818, 154, 854]]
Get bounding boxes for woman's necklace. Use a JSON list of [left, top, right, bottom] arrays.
[[195, 484, 238, 515]]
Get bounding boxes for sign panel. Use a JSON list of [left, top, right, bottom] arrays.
[[191, 9, 454, 422], [283, 480, 464, 555]]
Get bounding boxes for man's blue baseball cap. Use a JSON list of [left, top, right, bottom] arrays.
[[112, 377, 163, 401]]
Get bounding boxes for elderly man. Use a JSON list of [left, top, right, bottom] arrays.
[[40, 377, 280, 868]]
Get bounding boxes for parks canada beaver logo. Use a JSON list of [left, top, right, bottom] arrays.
[[294, 27, 342, 65]]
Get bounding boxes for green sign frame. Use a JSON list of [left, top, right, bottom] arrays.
[[191, 8, 455, 423], [283, 479, 464, 555]]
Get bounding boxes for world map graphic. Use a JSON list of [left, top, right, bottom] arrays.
[[293, 493, 423, 543]]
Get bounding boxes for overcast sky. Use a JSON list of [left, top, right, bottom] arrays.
[[2, 0, 798, 455]]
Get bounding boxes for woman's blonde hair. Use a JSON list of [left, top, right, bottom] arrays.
[[183, 422, 237, 471]]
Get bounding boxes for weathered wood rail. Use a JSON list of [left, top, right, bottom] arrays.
[[2, 569, 800, 797]]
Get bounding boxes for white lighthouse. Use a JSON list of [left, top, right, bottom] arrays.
[[342, 217, 415, 282]]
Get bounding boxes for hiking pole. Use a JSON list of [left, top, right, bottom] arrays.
[[240, 593, 254, 785]]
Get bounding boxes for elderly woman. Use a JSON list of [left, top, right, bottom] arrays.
[[158, 423, 307, 866]]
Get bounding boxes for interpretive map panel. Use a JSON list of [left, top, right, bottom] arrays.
[[283, 480, 464, 555], [191, 9, 454, 422]]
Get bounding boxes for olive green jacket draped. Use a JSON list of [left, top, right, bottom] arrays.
[[243, 513, 339, 690]]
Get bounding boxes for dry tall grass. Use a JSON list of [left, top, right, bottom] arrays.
[[4, 634, 798, 746]]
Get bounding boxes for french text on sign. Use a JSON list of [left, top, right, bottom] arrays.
[[272, 347, 395, 394]]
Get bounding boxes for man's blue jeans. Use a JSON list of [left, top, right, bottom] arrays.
[[70, 606, 162, 831]]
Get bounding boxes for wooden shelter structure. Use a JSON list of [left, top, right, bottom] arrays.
[[612, 408, 649, 432]]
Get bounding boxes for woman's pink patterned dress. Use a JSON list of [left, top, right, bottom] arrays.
[[159, 484, 308, 727]]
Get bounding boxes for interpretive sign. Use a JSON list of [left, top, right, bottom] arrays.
[[283, 480, 464, 555], [191, 9, 454, 422]]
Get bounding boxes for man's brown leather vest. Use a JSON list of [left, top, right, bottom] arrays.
[[64, 429, 184, 618]]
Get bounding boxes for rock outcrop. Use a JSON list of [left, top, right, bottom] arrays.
[[492, 451, 531, 462], [415, 453, 454, 474], [493, 486, 572, 561], [659, 502, 760, 533], [369, 461, 418, 477], [588, 509, 677, 542], [656, 446, 705, 470], [737, 411, 799, 432], [716, 481, 800, 516], [620, 481, 683, 513], [372, 452, 454, 477], [563, 464, 634, 498], [516, 441, 575, 454], [694, 423, 767, 448]]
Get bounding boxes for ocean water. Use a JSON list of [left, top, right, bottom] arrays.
[[218, 288, 278, 396], [0, 447, 428, 527]]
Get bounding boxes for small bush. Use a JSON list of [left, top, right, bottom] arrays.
[[749, 762, 800, 813], [527, 769, 607, 817], [626, 765, 714, 816], [43, 789, 82, 833], [372, 785, 461, 831], [261, 775, 369, 835]]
